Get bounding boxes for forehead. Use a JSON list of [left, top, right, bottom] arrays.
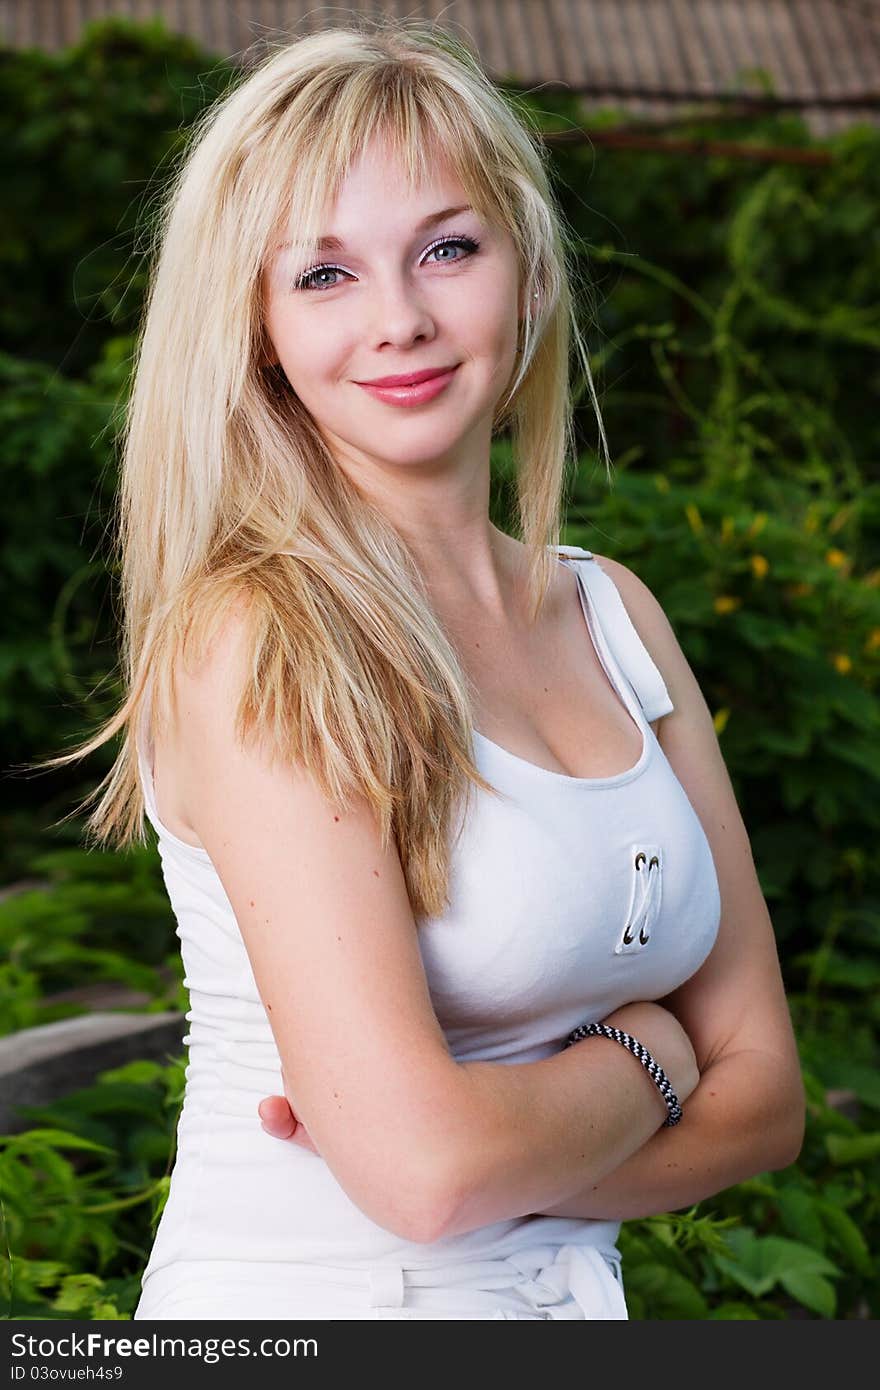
[[274, 135, 493, 254], [326, 136, 467, 212], [285, 202, 476, 255]]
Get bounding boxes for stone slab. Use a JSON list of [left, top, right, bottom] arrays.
[[0, 1011, 186, 1133]]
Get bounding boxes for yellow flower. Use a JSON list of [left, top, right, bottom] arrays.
[[685, 503, 704, 535], [750, 554, 769, 579], [832, 653, 852, 674], [746, 512, 768, 539], [829, 504, 853, 534], [826, 548, 848, 569], [713, 707, 731, 735], [714, 595, 742, 614], [865, 628, 880, 654]]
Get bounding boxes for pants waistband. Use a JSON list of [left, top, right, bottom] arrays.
[[312, 1242, 627, 1319], [139, 1242, 627, 1321]]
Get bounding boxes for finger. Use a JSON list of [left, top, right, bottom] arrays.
[[258, 1095, 296, 1139], [258, 1095, 290, 1124]]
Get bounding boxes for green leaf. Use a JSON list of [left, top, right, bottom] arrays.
[[779, 1270, 837, 1318], [715, 1229, 841, 1301], [825, 1132, 880, 1165], [816, 1200, 873, 1276], [713, 1254, 774, 1298], [624, 1263, 709, 1319], [97, 1059, 167, 1087], [760, 1238, 840, 1281], [708, 1301, 762, 1319], [0, 1129, 115, 1155], [815, 1059, 880, 1109], [775, 1189, 826, 1249]]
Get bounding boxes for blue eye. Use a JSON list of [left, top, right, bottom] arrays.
[[423, 234, 480, 265], [293, 234, 480, 292]]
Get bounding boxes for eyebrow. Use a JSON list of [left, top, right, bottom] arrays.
[[276, 204, 475, 254]]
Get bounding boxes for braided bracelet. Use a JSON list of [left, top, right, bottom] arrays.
[[564, 1021, 683, 1127]]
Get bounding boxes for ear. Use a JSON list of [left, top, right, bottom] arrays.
[[519, 285, 540, 322]]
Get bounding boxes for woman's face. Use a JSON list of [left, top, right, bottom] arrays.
[[262, 137, 523, 481]]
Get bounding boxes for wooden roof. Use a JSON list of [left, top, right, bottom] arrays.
[[3, 1, 878, 138]]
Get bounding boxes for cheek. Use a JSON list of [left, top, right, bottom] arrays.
[[272, 319, 341, 385], [478, 267, 521, 348], [483, 294, 520, 367]]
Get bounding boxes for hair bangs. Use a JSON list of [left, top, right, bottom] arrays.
[[268, 55, 517, 284]]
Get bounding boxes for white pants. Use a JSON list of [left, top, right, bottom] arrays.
[[134, 1242, 628, 1320]]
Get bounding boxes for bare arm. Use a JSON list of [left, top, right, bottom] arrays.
[[260, 997, 700, 1232], [528, 1050, 800, 1222], [528, 558, 806, 1222], [177, 602, 698, 1246], [437, 1001, 699, 1237]]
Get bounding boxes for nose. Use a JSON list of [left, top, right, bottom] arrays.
[[368, 276, 437, 349]]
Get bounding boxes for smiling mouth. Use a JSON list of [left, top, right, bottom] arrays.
[[354, 365, 459, 387], [353, 365, 460, 406]]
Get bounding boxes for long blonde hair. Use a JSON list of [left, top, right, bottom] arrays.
[[45, 16, 609, 922]]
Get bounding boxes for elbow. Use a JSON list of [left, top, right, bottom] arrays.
[[767, 1127, 804, 1174], [377, 1073, 476, 1244], [407, 1179, 466, 1245], [405, 1135, 491, 1245], [404, 1151, 465, 1245], [781, 1108, 807, 1171], [328, 1066, 471, 1245], [769, 1078, 808, 1171], [399, 1193, 455, 1246], [369, 1143, 463, 1246]]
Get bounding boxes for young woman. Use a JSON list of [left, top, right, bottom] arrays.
[[62, 19, 804, 1319]]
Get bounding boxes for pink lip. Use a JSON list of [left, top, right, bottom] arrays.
[[355, 365, 459, 407], [356, 365, 458, 387]]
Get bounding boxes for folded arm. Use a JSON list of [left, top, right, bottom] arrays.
[[529, 558, 806, 1222], [242, 548, 805, 1243], [531, 1047, 802, 1222], [175, 600, 695, 1247]]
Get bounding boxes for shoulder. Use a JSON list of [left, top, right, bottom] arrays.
[[178, 588, 261, 691], [586, 552, 690, 733], [154, 589, 281, 840], [167, 588, 267, 753]]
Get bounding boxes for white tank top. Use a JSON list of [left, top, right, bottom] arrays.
[[134, 547, 721, 1293]]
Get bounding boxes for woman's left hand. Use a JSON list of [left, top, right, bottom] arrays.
[[258, 1072, 320, 1153]]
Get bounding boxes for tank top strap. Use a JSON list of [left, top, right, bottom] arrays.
[[553, 546, 674, 722], [134, 673, 160, 821]]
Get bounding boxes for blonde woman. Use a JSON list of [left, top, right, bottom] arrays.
[[60, 19, 804, 1320]]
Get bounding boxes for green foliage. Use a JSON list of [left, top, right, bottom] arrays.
[[0, 14, 235, 784], [0, 1059, 182, 1319], [0, 844, 183, 1035], [2, 1050, 877, 1320], [617, 1061, 879, 1318], [562, 468, 880, 960], [538, 103, 880, 482], [0, 345, 126, 777], [0, 18, 233, 375]]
